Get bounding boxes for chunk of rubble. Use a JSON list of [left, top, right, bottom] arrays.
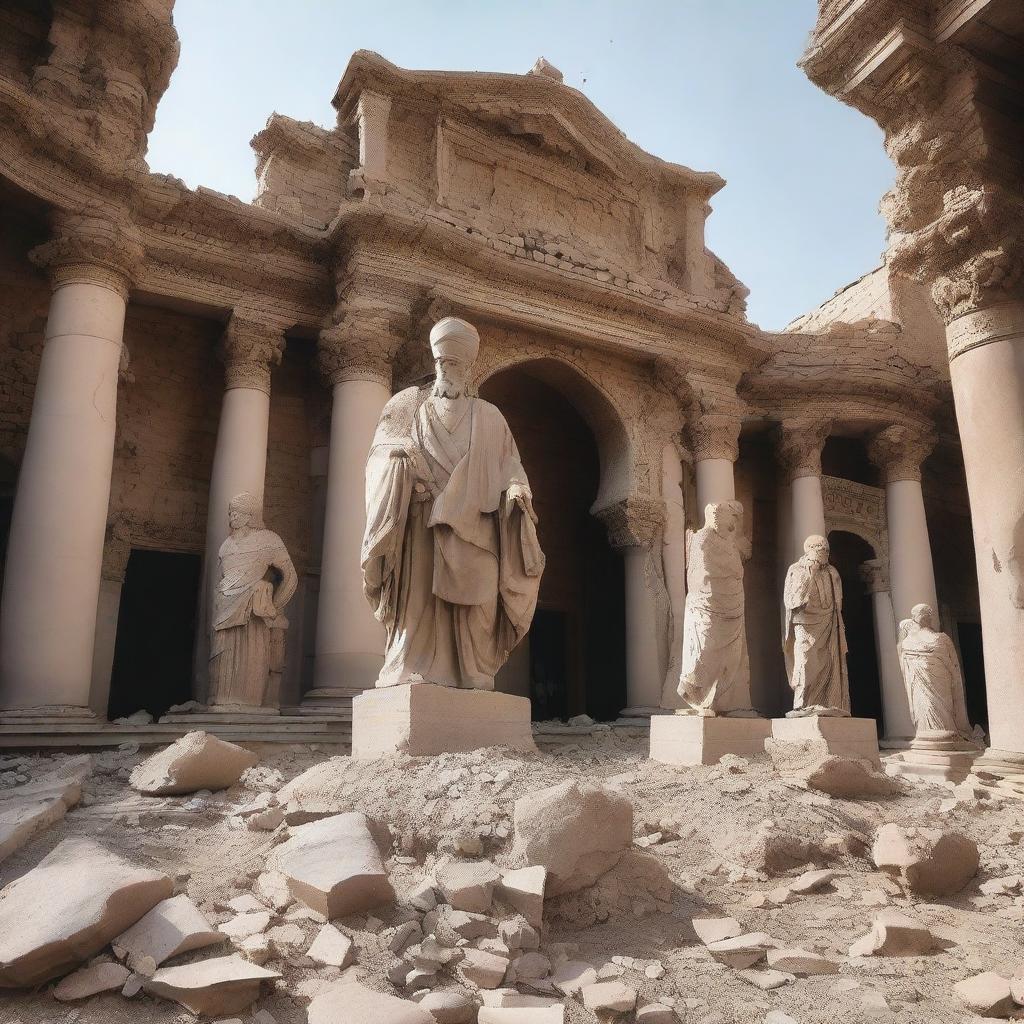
[[0, 837, 172, 987], [144, 954, 280, 1015], [496, 865, 546, 927], [766, 738, 897, 797], [692, 916, 742, 945], [307, 923, 354, 968], [582, 980, 637, 1015], [308, 978, 434, 1024], [272, 811, 393, 918], [479, 1008, 565, 1024], [53, 961, 131, 1001], [219, 912, 271, 940], [737, 968, 795, 990], [848, 911, 936, 957], [789, 868, 835, 894], [414, 989, 476, 1023], [736, 821, 822, 876], [129, 731, 258, 795], [459, 947, 509, 989], [872, 823, 979, 896], [550, 960, 598, 995], [510, 780, 632, 896], [765, 948, 838, 975], [706, 932, 773, 969], [115, 893, 223, 967], [436, 860, 501, 913], [953, 971, 1018, 1017], [254, 870, 293, 912]]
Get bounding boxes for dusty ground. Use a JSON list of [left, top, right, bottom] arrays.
[[2, 729, 1024, 1024]]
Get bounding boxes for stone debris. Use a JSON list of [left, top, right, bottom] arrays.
[[766, 738, 897, 797], [254, 870, 293, 912], [953, 971, 1019, 1017], [764, 947, 839, 975], [0, 837, 172, 987], [872, 823, 979, 896], [413, 989, 476, 1022], [706, 932, 774, 969], [307, 923, 354, 967], [52, 961, 131, 1001], [219, 911, 272, 940], [308, 978, 435, 1023], [581, 979, 638, 1015], [692, 916, 743, 944], [848, 910, 937, 957], [635, 1004, 677, 1023], [272, 811, 394, 917], [550, 959, 598, 995], [478, 1007, 565, 1023], [114, 893, 224, 967], [737, 968, 795, 990], [129, 731, 259, 795], [144, 954, 280, 1015], [789, 868, 836, 893], [459, 947, 509, 989], [510, 780, 632, 896], [436, 859, 501, 913], [736, 821, 822, 876], [496, 865, 546, 927]]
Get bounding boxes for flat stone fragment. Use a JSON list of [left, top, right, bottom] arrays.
[[0, 837, 172, 988], [145, 954, 279, 1015], [736, 968, 795, 990], [308, 979, 434, 1024], [765, 948, 839, 975], [550, 960, 598, 995], [436, 860, 501, 913], [53, 961, 131, 1001], [848, 911, 936, 957], [115, 893, 224, 967], [129, 731, 259, 795], [706, 932, 773, 969], [636, 1004, 677, 1023], [272, 811, 393, 918], [872, 823, 979, 896], [789, 868, 836, 894], [496, 866, 546, 927], [480, 990, 562, 1008], [953, 971, 1017, 1017], [307, 923, 354, 967], [478, 1008, 565, 1024], [219, 912, 272, 940], [414, 990, 476, 1023], [692, 916, 742, 945], [459, 947, 509, 989], [510, 780, 632, 896], [582, 980, 637, 1014]]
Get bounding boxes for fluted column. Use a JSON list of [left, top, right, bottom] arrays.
[[307, 303, 405, 705], [0, 211, 140, 718], [776, 417, 830, 563], [860, 558, 912, 742], [596, 497, 667, 718]]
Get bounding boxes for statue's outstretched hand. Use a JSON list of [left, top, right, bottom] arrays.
[[508, 483, 538, 524]]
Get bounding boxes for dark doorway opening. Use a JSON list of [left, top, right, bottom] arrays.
[[828, 530, 884, 726], [108, 549, 201, 720], [482, 367, 626, 721], [0, 456, 17, 591], [957, 622, 988, 732]]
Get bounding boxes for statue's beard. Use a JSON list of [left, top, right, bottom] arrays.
[[432, 380, 465, 399]]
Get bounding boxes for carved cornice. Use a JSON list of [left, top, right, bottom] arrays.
[[867, 422, 937, 483], [775, 416, 832, 482], [594, 496, 666, 549], [218, 313, 286, 394]]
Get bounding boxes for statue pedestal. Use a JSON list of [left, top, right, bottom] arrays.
[[770, 715, 880, 765], [351, 683, 536, 759], [649, 713, 771, 766], [886, 731, 980, 783]]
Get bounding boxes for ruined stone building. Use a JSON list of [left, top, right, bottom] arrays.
[[0, 1, 1018, 782]]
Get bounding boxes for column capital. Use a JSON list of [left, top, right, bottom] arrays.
[[29, 209, 143, 301], [594, 497, 665, 549], [684, 389, 744, 463], [775, 416, 831, 482], [317, 298, 407, 388], [859, 558, 890, 595], [868, 422, 937, 484], [218, 312, 286, 394]]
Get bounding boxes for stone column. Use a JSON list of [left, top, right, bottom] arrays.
[[90, 523, 132, 717], [687, 407, 741, 521], [0, 212, 140, 719], [596, 497, 667, 717], [776, 417, 830, 563], [307, 307, 404, 706], [860, 559, 913, 743], [195, 313, 285, 698]]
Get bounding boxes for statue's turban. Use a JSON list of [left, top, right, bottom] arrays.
[[429, 316, 480, 363]]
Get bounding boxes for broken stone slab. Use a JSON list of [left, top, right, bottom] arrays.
[[550, 959, 598, 995], [953, 971, 1018, 1017], [459, 947, 509, 989], [848, 911, 936, 957], [0, 837, 172, 988], [436, 860, 501, 914], [496, 866, 546, 927], [789, 868, 836, 894], [736, 822, 823, 876], [413, 990, 476, 1023], [129, 731, 259, 795], [272, 811, 393, 918], [480, 990, 563, 1008], [582, 980, 637, 1015], [692, 916, 742, 945], [872, 823, 979, 896], [219, 911, 272, 940], [736, 968, 795, 991], [766, 738, 895, 797], [510, 780, 632, 896], [52, 961, 131, 1001], [308, 979, 435, 1024], [765, 948, 839, 975], [115, 893, 223, 967], [144, 954, 280, 1015], [307, 923, 354, 967], [706, 932, 773, 969], [478, 1008, 565, 1024], [253, 870, 293, 912]]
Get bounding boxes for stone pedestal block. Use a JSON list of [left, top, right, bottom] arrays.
[[887, 731, 981, 783], [771, 715, 880, 765], [649, 713, 771, 766], [351, 683, 536, 758]]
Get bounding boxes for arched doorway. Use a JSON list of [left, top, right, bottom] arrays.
[[827, 530, 883, 725], [480, 365, 626, 721]]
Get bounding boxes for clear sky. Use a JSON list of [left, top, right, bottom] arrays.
[[146, 1, 894, 331]]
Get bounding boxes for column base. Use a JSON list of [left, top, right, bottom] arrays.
[[885, 732, 981, 784], [351, 682, 536, 759], [299, 686, 363, 713], [650, 712, 771, 766], [770, 715, 880, 765]]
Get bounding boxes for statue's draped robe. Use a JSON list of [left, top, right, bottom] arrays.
[[362, 387, 544, 689], [210, 529, 297, 706], [678, 526, 751, 713], [897, 623, 972, 737], [783, 558, 850, 713]]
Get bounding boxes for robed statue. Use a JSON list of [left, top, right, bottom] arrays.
[[897, 603, 974, 741], [209, 492, 297, 708], [677, 501, 754, 715], [783, 534, 850, 716], [361, 317, 545, 689]]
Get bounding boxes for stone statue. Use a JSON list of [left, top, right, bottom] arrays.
[[897, 603, 973, 741], [209, 492, 297, 709], [783, 534, 850, 716], [362, 316, 545, 689], [677, 501, 754, 715]]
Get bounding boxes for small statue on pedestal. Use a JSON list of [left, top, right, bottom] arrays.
[[783, 534, 850, 717], [677, 501, 754, 715], [209, 492, 297, 710]]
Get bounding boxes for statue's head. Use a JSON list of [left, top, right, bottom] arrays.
[[804, 534, 830, 564], [911, 602, 938, 630], [228, 491, 264, 531], [430, 317, 479, 399], [706, 500, 742, 536]]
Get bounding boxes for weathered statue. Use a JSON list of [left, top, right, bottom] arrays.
[[362, 316, 545, 689], [209, 492, 297, 709], [897, 603, 973, 741], [782, 534, 850, 716], [677, 501, 753, 715]]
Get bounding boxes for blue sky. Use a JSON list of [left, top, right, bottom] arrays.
[[147, 1, 894, 330]]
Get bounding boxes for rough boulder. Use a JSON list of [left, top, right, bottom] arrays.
[[308, 978, 435, 1024], [766, 738, 897, 798], [129, 731, 259, 795], [872, 823, 979, 896]]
